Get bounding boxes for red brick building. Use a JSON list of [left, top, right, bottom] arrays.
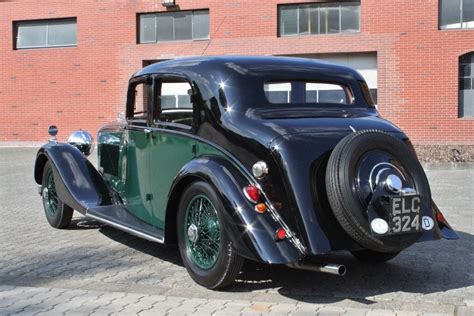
[[0, 0, 473, 149]]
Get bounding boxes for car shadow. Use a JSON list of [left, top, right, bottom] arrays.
[[98, 225, 184, 267], [88, 216, 472, 304], [228, 231, 473, 303]]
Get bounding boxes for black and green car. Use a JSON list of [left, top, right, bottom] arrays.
[[34, 56, 458, 289]]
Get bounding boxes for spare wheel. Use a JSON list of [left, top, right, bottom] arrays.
[[325, 130, 430, 253]]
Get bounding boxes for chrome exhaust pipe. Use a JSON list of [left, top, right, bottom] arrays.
[[318, 264, 346, 276], [287, 262, 346, 276]]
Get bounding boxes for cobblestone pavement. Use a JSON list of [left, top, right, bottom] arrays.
[[0, 148, 473, 315]]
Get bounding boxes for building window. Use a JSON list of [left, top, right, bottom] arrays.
[[138, 10, 209, 43], [460, 52, 474, 117], [440, 0, 474, 29], [278, 2, 360, 37], [14, 18, 77, 49]]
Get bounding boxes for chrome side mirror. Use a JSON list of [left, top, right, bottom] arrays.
[[67, 130, 94, 156]]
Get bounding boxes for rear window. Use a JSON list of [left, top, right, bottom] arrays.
[[264, 81, 353, 105]]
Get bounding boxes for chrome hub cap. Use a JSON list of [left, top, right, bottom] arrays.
[[385, 174, 403, 194], [184, 195, 221, 270], [187, 224, 199, 243], [355, 150, 416, 206]]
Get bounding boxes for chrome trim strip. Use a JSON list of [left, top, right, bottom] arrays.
[[86, 212, 165, 244], [162, 109, 193, 113], [259, 189, 307, 254], [153, 120, 192, 130]]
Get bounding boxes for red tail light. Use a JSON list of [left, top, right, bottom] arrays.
[[243, 185, 260, 203], [275, 228, 287, 240], [436, 211, 445, 223]]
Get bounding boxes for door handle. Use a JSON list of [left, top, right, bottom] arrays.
[[144, 128, 156, 139]]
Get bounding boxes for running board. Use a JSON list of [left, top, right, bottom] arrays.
[[86, 205, 164, 244]]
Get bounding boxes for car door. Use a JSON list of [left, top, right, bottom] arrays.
[[147, 75, 197, 228], [122, 76, 155, 225]]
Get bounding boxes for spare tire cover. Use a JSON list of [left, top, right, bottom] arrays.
[[325, 130, 430, 253]]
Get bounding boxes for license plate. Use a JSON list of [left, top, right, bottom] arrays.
[[388, 195, 422, 235]]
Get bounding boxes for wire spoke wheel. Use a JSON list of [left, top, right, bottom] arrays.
[[184, 195, 221, 270], [41, 161, 73, 229], [177, 181, 244, 289], [44, 168, 59, 216]]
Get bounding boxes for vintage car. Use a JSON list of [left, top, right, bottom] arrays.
[[34, 56, 458, 289]]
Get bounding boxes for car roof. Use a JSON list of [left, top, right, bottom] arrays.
[[134, 55, 363, 81]]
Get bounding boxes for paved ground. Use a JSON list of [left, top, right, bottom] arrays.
[[0, 147, 472, 315]]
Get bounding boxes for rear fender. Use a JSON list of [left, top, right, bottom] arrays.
[[415, 199, 459, 242], [433, 201, 459, 240], [34, 142, 112, 214], [166, 156, 302, 264]]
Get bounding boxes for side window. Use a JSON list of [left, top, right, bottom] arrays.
[[132, 82, 148, 120], [156, 78, 194, 128]]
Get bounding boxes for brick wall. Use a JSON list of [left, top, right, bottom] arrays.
[[0, 0, 473, 144]]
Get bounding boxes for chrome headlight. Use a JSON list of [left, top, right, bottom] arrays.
[[67, 130, 94, 156]]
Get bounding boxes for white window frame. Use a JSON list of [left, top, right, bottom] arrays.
[[15, 18, 77, 49], [138, 10, 210, 44], [278, 2, 360, 37]]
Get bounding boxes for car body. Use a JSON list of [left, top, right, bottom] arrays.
[[34, 56, 458, 288]]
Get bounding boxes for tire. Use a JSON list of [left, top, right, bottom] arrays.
[[351, 249, 400, 263], [325, 130, 430, 253], [41, 161, 73, 229], [177, 181, 244, 289]]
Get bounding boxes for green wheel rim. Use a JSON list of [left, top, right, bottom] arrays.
[[184, 194, 221, 270], [44, 168, 59, 217]]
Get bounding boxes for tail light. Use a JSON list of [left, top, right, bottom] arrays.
[[255, 203, 266, 213], [436, 211, 445, 223], [275, 228, 287, 240], [243, 185, 260, 203]]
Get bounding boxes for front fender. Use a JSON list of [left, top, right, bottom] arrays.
[[34, 142, 111, 214], [167, 155, 302, 264]]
